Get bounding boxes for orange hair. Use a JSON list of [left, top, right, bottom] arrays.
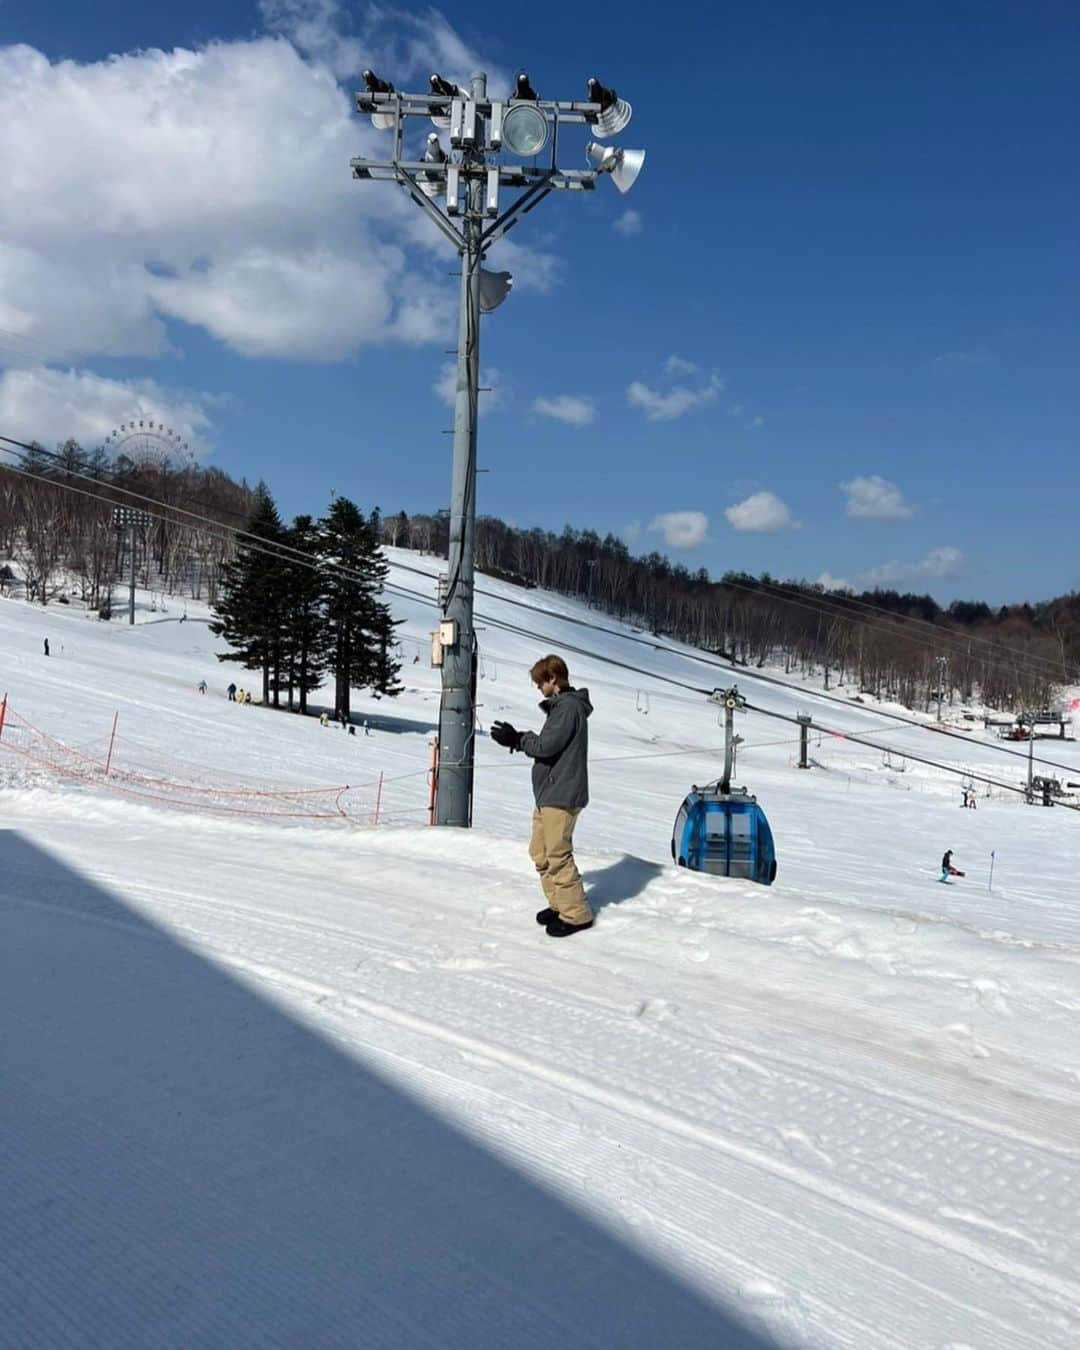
[[530, 654, 570, 690]]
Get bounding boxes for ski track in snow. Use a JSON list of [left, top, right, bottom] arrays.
[[2, 559, 1080, 1348]]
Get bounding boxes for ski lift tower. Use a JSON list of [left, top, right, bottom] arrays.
[[352, 70, 646, 827]]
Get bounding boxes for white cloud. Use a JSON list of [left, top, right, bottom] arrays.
[[434, 362, 506, 416], [932, 348, 994, 373], [818, 572, 853, 592], [648, 511, 709, 549], [258, 0, 366, 77], [749, 415, 765, 429], [627, 373, 724, 422], [485, 235, 561, 294], [622, 520, 642, 547], [841, 475, 913, 520], [0, 17, 542, 367], [862, 546, 963, 586], [725, 491, 797, 533], [531, 395, 595, 427], [613, 209, 642, 237], [664, 355, 698, 376], [259, 1, 504, 87], [0, 366, 216, 458]]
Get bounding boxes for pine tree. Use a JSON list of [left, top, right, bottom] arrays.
[[209, 485, 289, 701], [317, 497, 401, 719], [280, 515, 330, 714]]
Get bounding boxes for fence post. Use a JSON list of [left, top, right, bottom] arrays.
[[104, 711, 119, 776], [373, 771, 384, 826], [797, 714, 812, 769], [0, 692, 7, 742], [428, 737, 439, 826]]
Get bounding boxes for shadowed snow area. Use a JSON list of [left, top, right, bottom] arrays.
[[1, 831, 770, 1348], [2, 551, 1079, 1347]]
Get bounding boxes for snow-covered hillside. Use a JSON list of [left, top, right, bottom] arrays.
[[2, 553, 1079, 1348]]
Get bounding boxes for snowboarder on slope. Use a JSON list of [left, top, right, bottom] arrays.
[[941, 849, 964, 881], [43, 638, 50, 657], [491, 653, 594, 938]]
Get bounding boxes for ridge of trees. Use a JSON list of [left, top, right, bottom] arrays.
[[2, 439, 1076, 717], [0, 439, 255, 608], [390, 510, 1079, 715]]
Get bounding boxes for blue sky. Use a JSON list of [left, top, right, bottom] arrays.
[[0, 1, 1077, 605]]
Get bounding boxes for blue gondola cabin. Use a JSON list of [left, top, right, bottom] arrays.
[[671, 785, 777, 886]]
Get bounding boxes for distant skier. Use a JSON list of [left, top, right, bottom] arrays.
[[237, 689, 245, 705], [940, 849, 965, 882], [197, 679, 207, 695], [362, 719, 370, 736], [319, 712, 329, 728], [43, 638, 50, 657], [412, 653, 420, 664], [244, 690, 252, 705], [227, 682, 237, 702], [491, 653, 594, 938], [348, 724, 356, 736]]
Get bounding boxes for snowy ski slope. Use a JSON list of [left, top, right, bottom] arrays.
[[2, 551, 1079, 1348]]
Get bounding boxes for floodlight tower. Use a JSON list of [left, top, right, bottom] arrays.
[[353, 69, 645, 826]]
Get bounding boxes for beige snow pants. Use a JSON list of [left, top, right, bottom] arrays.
[[528, 807, 592, 925]]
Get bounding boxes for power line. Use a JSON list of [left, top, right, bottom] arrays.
[[715, 571, 1072, 684], [6, 428, 1073, 691], [743, 699, 1079, 811], [4, 435, 1078, 786]]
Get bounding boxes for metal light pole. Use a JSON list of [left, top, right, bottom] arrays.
[[113, 507, 150, 625], [352, 69, 644, 825]]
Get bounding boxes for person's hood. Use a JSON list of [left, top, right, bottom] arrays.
[[540, 686, 593, 717]]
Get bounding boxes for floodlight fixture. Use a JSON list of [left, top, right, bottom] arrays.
[[585, 77, 632, 138], [362, 69, 396, 130], [478, 268, 513, 313], [501, 101, 549, 157], [586, 141, 645, 194], [420, 132, 447, 198], [429, 73, 465, 128]]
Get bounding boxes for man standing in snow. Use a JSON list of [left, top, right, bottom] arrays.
[[491, 654, 594, 938], [43, 638, 49, 657]]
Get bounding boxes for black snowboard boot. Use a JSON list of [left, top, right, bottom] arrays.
[[545, 916, 594, 938], [535, 907, 558, 926]]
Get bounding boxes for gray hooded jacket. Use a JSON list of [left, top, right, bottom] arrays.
[[518, 687, 593, 810]]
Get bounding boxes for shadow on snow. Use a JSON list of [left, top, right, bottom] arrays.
[[0, 830, 771, 1349]]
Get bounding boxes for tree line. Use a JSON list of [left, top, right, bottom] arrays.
[[390, 511, 1079, 716], [0, 439, 254, 610], [3, 439, 1076, 717]]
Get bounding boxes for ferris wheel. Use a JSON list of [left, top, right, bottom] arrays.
[[102, 420, 192, 473]]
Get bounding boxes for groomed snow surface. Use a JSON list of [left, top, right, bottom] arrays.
[[2, 549, 1079, 1349]]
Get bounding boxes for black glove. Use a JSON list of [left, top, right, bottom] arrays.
[[490, 720, 522, 751]]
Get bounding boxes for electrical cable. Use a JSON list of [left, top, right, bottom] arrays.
[[4, 436, 1079, 787]]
